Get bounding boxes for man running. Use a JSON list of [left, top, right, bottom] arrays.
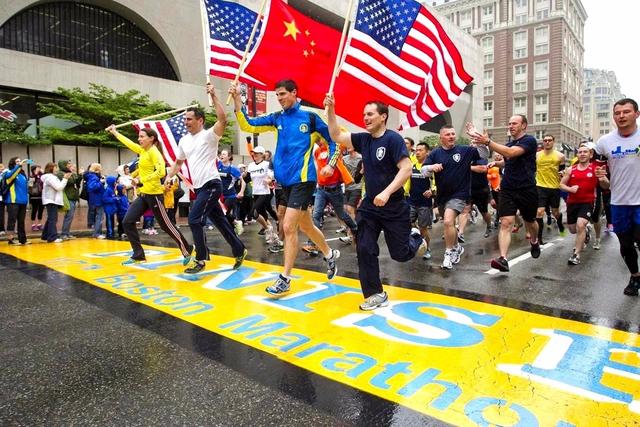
[[408, 142, 433, 260], [535, 134, 566, 244], [166, 84, 247, 274], [467, 116, 540, 272], [231, 79, 339, 295], [422, 125, 489, 269], [560, 145, 608, 265], [325, 94, 426, 310], [595, 98, 640, 296]]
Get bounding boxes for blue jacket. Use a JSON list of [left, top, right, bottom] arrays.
[[85, 171, 104, 207], [236, 103, 338, 187], [102, 176, 118, 216], [2, 166, 29, 205], [116, 185, 129, 217]]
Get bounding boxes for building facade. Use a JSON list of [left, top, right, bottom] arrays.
[[1, 0, 482, 170], [434, 0, 587, 151], [582, 68, 623, 141]]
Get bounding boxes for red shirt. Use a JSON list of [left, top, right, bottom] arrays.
[[314, 144, 342, 187], [566, 163, 598, 205]]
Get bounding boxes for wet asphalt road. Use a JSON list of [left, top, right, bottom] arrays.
[[1, 215, 638, 426]]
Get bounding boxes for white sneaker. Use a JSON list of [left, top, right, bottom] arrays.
[[53, 238, 64, 243], [441, 250, 453, 270], [234, 220, 244, 236], [207, 225, 214, 231], [593, 238, 601, 250], [95, 234, 106, 239], [359, 292, 389, 311], [451, 245, 464, 265]]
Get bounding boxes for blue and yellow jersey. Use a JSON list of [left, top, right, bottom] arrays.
[[2, 166, 28, 205], [236, 102, 338, 187]]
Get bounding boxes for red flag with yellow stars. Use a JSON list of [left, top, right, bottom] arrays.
[[243, 0, 341, 108]]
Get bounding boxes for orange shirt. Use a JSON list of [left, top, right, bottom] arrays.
[[487, 166, 501, 190]]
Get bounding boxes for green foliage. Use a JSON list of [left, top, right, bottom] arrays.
[[420, 134, 471, 148], [0, 121, 41, 145], [1, 83, 235, 148]]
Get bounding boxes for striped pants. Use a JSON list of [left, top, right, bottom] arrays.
[[123, 193, 192, 261]]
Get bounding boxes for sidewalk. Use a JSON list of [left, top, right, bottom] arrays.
[[0, 205, 190, 240]]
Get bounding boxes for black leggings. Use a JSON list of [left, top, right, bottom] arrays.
[[253, 194, 278, 223], [616, 225, 640, 275], [30, 198, 44, 221]]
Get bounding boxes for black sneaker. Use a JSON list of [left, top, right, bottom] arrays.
[[623, 277, 640, 296], [325, 249, 340, 279], [258, 228, 266, 235], [491, 256, 509, 272], [585, 225, 591, 244], [530, 241, 541, 259], [233, 249, 248, 269], [457, 233, 465, 244], [484, 227, 491, 238], [184, 260, 205, 274]]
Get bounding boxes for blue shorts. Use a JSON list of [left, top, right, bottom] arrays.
[[611, 205, 640, 234]]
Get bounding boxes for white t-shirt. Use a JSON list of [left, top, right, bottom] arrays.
[[596, 128, 640, 205], [176, 128, 221, 189], [247, 161, 273, 195]]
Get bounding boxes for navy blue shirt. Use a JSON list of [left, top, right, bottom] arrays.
[[424, 145, 480, 202], [471, 158, 489, 191], [409, 159, 432, 207], [351, 130, 408, 203], [501, 134, 538, 190]]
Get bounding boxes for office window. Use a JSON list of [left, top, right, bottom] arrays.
[[514, 64, 528, 92], [535, 112, 548, 123], [513, 31, 528, 59], [484, 69, 494, 83], [0, 2, 177, 80], [535, 94, 548, 106], [535, 26, 549, 55], [484, 85, 494, 96], [536, 0, 550, 19], [534, 61, 549, 90], [483, 118, 493, 128], [481, 36, 494, 64], [484, 101, 493, 113]]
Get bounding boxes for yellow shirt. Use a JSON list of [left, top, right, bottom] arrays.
[[536, 150, 563, 189], [116, 133, 166, 195]]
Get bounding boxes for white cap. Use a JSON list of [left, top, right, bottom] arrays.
[[252, 146, 266, 154], [581, 141, 597, 150], [238, 164, 246, 169]]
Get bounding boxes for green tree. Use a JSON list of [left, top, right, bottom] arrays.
[[2, 83, 234, 147], [0, 121, 40, 145], [420, 133, 471, 148]]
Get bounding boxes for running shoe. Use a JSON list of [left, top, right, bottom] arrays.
[[234, 220, 244, 236], [422, 249, 432, 260], [568, 252, 580, 265], [530, 241, 541, 258], [585, 225, 592, 244], [184, 260, 205, 274], [233, 248, 248, 269], [268, 241, 285, 253], [339, 236, 352, 245], [359, 292, 389, 311], [335, 226, 347, 234], [457, 233, 465, 244], [122, 258, 146, 266], [441, 250, 453, 270], [266, 275, 291, 295], [325, 249, 340, 279], [491, 256, 509, 272], [484, 226, 492, 238], [301, 243, 319, 256], [623, 277, 640, 296], [593, 238, 601, 250], [451, 245, 464, 265]]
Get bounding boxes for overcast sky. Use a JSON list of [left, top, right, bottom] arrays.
[[581, 0, 635, 98]]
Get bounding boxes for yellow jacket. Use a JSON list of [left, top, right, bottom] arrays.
[[116, 133, 166, 195]]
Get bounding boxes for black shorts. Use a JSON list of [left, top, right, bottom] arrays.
[[567, 203, 594, 225], [275, 189, 287, 208], [470, 189, 490, 214], [537, 187, 561, 209], [498, 187, 538, 222], [591, 188, 602, 224], [282, 182, 316, 210], [344, 188, 361, 208]]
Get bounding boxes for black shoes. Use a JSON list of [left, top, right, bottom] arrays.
[[491, 256, 509, 272], [530, 241, 541, 259], [623, 277, 640, 296]]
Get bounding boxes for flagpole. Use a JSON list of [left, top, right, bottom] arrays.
[[224, 0, 269, 106], [325, 0, 356, 115], [113, 104, 199, 129], [200, 0, 214, 107]]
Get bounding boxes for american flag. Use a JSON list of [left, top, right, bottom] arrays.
[[203, 0, 267, 89], [335, 0, 473, 130], [133, 113, 194, 188]]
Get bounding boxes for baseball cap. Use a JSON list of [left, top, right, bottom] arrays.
[[581, 141, 597, 150], [238, 164, 246, 169], [252, 146, 266, 154]]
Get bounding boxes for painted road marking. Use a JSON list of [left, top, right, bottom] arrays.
[[1, 239, 639, 427], [485, 238, 563, 275]]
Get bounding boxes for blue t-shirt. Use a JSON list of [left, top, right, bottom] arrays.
[[501, 134, 538, 190], [351, 130, 408, 203], [471, 158, 489, 191], [217, 161, 241, 199], [424, 145, 480, 202], [409, 158, 432, 207]]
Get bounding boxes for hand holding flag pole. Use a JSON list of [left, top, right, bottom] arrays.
[[224, 0, 269, 106], [112, 105, 199, 129], [325, 0, 355, 117]]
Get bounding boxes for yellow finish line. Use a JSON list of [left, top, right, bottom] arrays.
[[2, 239, 639, 426]]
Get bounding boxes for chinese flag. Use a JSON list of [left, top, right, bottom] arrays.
[[243, 0, 341, 108]]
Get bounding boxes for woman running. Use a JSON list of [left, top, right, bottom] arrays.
[[106, 125, 193, 265]]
